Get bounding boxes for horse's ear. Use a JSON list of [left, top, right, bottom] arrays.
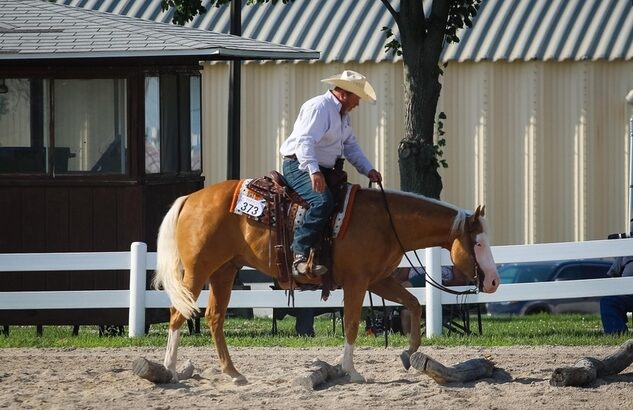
[[479, 205, 486, 218], [468, 206, 486, 226]]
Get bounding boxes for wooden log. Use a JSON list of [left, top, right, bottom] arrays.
[[177, 359, 195, 380], [293, 358, 346, 389], [132, 357, 173, 384], [410, 351, 495, 385], [132, 358, 195, 384], [550, 339, 633, 387]]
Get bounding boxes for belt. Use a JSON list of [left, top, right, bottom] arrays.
[[283, 154, 298, 161]]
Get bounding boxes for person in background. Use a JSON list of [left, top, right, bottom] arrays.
[[600, 255, 633, 335]]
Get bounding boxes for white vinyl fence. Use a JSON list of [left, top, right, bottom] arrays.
[[1, 239, 633, 337]]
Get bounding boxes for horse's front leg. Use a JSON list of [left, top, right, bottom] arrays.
[[206, 264, 247, 385], [369, 276, 422, 369], [341, 282, 369, 383]]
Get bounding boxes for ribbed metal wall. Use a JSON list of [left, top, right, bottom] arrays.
[[201, 60, 632, 245], [201, 62, 403, 187], [439, 61, 633, 245]]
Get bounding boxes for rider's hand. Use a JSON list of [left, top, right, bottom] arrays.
[[310, 172, 326, 193], [368, 169, 382, 183]]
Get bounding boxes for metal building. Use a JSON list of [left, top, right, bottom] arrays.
[[58, 0, 633, 245]]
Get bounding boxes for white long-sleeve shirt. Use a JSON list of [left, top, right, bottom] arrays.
[[279, 91, 374, 176]]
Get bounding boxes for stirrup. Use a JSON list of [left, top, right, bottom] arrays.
[[292, 255, 327, 277]]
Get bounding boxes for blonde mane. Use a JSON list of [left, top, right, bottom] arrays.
[[383, 188, 469, 238]]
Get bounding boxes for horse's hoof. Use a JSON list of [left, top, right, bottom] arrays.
[[400, 350, 411, 370], [232, 375, 249, 385]]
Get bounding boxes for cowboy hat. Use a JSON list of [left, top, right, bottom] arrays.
[[321, 70, 377, 104]]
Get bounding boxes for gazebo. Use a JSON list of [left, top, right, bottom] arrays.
[[0, 0, 317, 330]]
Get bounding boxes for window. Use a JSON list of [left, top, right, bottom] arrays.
[[555, 265, 610, 281], [190, 76, 201, 172], [145, 77, 160, 174], [55, 79, 127, 174], [0, 77, 127, 175], [144, 73, 202, 175], [0, 78, 51, 173]]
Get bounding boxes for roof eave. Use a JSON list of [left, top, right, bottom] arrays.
[[0, 48, 320, 61]]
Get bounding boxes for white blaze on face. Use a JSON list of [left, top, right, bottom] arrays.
[[474, 232, 499, 293]]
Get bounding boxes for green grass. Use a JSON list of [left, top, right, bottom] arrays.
[[0, 313, 629, 349]]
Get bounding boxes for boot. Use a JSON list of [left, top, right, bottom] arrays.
[[292, 254, 327, 277]]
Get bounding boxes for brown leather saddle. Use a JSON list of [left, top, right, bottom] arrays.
[[246, 160, 348, 298]]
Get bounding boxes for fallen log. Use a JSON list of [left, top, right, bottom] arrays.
[[410, 351, 495, 385], [293, 358, 346, 389], [550, 339, 633, 387], [132, 357, 194, 384]]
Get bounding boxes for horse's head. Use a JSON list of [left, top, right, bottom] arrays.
[[449, 206, 500, 293]]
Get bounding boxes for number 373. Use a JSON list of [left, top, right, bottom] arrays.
[[240, 201, 259, 215]]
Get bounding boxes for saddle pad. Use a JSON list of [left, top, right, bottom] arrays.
[[332, 183, 359, 239], [229, 179, 360, 238], [230, 179, 266, 218]]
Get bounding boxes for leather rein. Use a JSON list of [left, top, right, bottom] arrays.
[[372, 181, 480, 296]]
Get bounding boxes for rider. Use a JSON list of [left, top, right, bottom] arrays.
[[279, 70, 382, 277]]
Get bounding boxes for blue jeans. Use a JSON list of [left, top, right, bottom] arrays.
[[600, 294, 633, 334], [282, 159, 334, 256]]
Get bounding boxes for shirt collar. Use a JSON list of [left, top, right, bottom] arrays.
[[324, 90, 343, 112]]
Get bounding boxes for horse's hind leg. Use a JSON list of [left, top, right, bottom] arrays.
[[368, 276, 422, 369], [164, 270, 208, 381], [164, 307, 187, 380], [205, 263, 247, 385]]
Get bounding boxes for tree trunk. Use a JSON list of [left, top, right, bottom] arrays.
[[396, 0, 450, 198]]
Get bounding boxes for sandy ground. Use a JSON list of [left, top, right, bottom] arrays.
[[1, 345, 633, 409]]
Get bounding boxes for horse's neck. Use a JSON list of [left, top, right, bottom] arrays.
[[387, 192, 457, 251]]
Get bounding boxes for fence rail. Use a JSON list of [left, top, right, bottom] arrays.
[[2, 238, 633, 337]]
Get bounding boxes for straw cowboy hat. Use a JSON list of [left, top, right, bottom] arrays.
[[321, 70, 377, 104]]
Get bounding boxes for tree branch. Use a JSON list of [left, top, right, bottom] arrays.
[[380, 0, 400, 25]]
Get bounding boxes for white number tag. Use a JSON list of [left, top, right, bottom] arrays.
[[235, 193, 265, 217]]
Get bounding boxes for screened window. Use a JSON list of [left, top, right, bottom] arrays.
[[55, 79, 127, 174], [144, 73, 202, 175], [145, 77, 160, 174], [0, 78, 51, 173], [0, 78, 127, 175], [190, 76, 201, 172]]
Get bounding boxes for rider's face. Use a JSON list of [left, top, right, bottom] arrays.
[[340, 91, 360, 114]]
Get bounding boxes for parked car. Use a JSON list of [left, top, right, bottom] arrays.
[[486, 259, 613, 315]]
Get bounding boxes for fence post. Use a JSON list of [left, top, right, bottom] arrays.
[[129, 242, 147, 337], [425, 247, 443, 337]]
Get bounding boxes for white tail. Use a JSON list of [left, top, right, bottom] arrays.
[[152, 195, 199, 319]]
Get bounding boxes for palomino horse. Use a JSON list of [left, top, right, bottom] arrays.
[[153, 180, 500, 383]]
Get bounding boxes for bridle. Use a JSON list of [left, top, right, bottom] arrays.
[[373, 181, 481, 296]]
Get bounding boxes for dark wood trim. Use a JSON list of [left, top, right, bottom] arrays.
[[0, 57, 206, 327], [0, 59, 203, 77]]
